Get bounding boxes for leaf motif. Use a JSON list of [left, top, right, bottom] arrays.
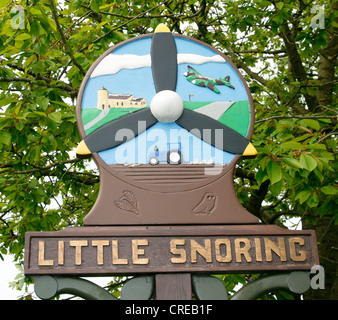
[[122, 190, 139, 209], [114, 191, 141, 216]]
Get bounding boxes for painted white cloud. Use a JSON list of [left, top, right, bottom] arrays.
[[177, 53, 225, 65], [90, 54, 225, 78], [91, 54, 151, 78]]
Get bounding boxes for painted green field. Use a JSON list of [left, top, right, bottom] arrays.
[[82, 100, 250, 137]]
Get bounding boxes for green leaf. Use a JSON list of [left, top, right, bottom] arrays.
[[270, 180, 282, 196], [281, 141, 303, 150], [0, 0, 10, 8], [91, 0, 100, 12], [36, 97, 49, 110], [307, 193, 319, 208], [266, 160, 282, 185], [295, 190, 312, 204], [48, 112, 62, 123], [15, 121, 25, 131], [0, 96, 15, 107], [0, 131, 11, 145], [282, 157, 303, 169], [15, 33, 31, 41], [276, 2, 284, 10], [321, 186, 337, 195], [308, 144, 326, 150], [255, 169, 267, 186], [0, 118, 12, 130], [30, 20, 41, 37], [301, 119, 320, 131], [326, 139, 336, 150], [300, 154, 317, 171], [11, 242, 21, 256]]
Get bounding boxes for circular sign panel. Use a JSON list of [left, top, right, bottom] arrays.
[[76, 24, 256, 197]]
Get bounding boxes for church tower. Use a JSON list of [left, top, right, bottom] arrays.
[[97, 87, 108, 109]]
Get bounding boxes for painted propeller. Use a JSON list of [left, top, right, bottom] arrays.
[[76, 24, 257, 158]]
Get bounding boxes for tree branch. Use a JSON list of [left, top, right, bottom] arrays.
[[255, 114, 337, 124], [0, 77, 33, 83], [235, 168, 255, 181], [1, 60, 75, 94], [224, 47, 268, 86], [246, 180, 270, 220], [78, 0, 171, 53], [49, 0, 86, 76], [0, 159, 80, 175], [278, 16, 318, 112], [317, 132, 338, 144], [230, 49, 286, 55]]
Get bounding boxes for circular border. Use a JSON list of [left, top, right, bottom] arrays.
[[76, 33, 254, 193]]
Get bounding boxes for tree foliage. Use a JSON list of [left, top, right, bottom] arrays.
[[0, 0, 336, 300]]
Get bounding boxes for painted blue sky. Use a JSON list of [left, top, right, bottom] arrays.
[[81, 36, 249, 109]]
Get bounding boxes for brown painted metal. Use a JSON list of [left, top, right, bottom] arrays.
[[82, 164, 259, 225], [24, 225, 319, 276]]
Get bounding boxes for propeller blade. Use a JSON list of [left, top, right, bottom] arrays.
[[150, 24, 177, 93], [76, 108, 157, 157], [176, 109, 257, 156]]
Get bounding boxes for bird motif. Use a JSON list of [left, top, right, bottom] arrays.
[[184, 65, 235, 94], [192, 192, 217, 215], [114, 190, 141, 216]]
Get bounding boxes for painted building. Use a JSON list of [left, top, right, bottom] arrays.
[[97, 87, 109, 109], [97, 87, 146, 109]]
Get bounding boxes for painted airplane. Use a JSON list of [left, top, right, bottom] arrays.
[[184, 65, 235, 94]]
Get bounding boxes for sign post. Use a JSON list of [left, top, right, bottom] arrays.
[[24, 24, 319, 300]]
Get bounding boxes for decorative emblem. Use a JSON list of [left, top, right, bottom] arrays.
[[114, 190, 141, 216], [192, 192, 217, 215]]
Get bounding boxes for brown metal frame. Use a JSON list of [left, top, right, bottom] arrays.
[[24, 225, 319, 276]]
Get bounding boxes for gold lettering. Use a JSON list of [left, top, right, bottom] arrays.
[[132, 239, 149, 265], [235, 238, 252, 263], [190, 239, 212, 263], [264, 238, 287, 261], [170, 239, 187, 263], [289, 237, 306, 261], [69, 240, 88, 265], [92, 240, 110, 265], [38, 241, 54, 266], [112, 240, 128, 265], [215, 239, 232, 263], [254, 238, 263, 262], [58, 241, 64, 265]]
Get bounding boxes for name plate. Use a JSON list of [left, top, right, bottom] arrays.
[[24, 225, 319, 275]]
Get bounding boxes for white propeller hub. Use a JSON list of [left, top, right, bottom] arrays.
[[150, 90, 184, 123]]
